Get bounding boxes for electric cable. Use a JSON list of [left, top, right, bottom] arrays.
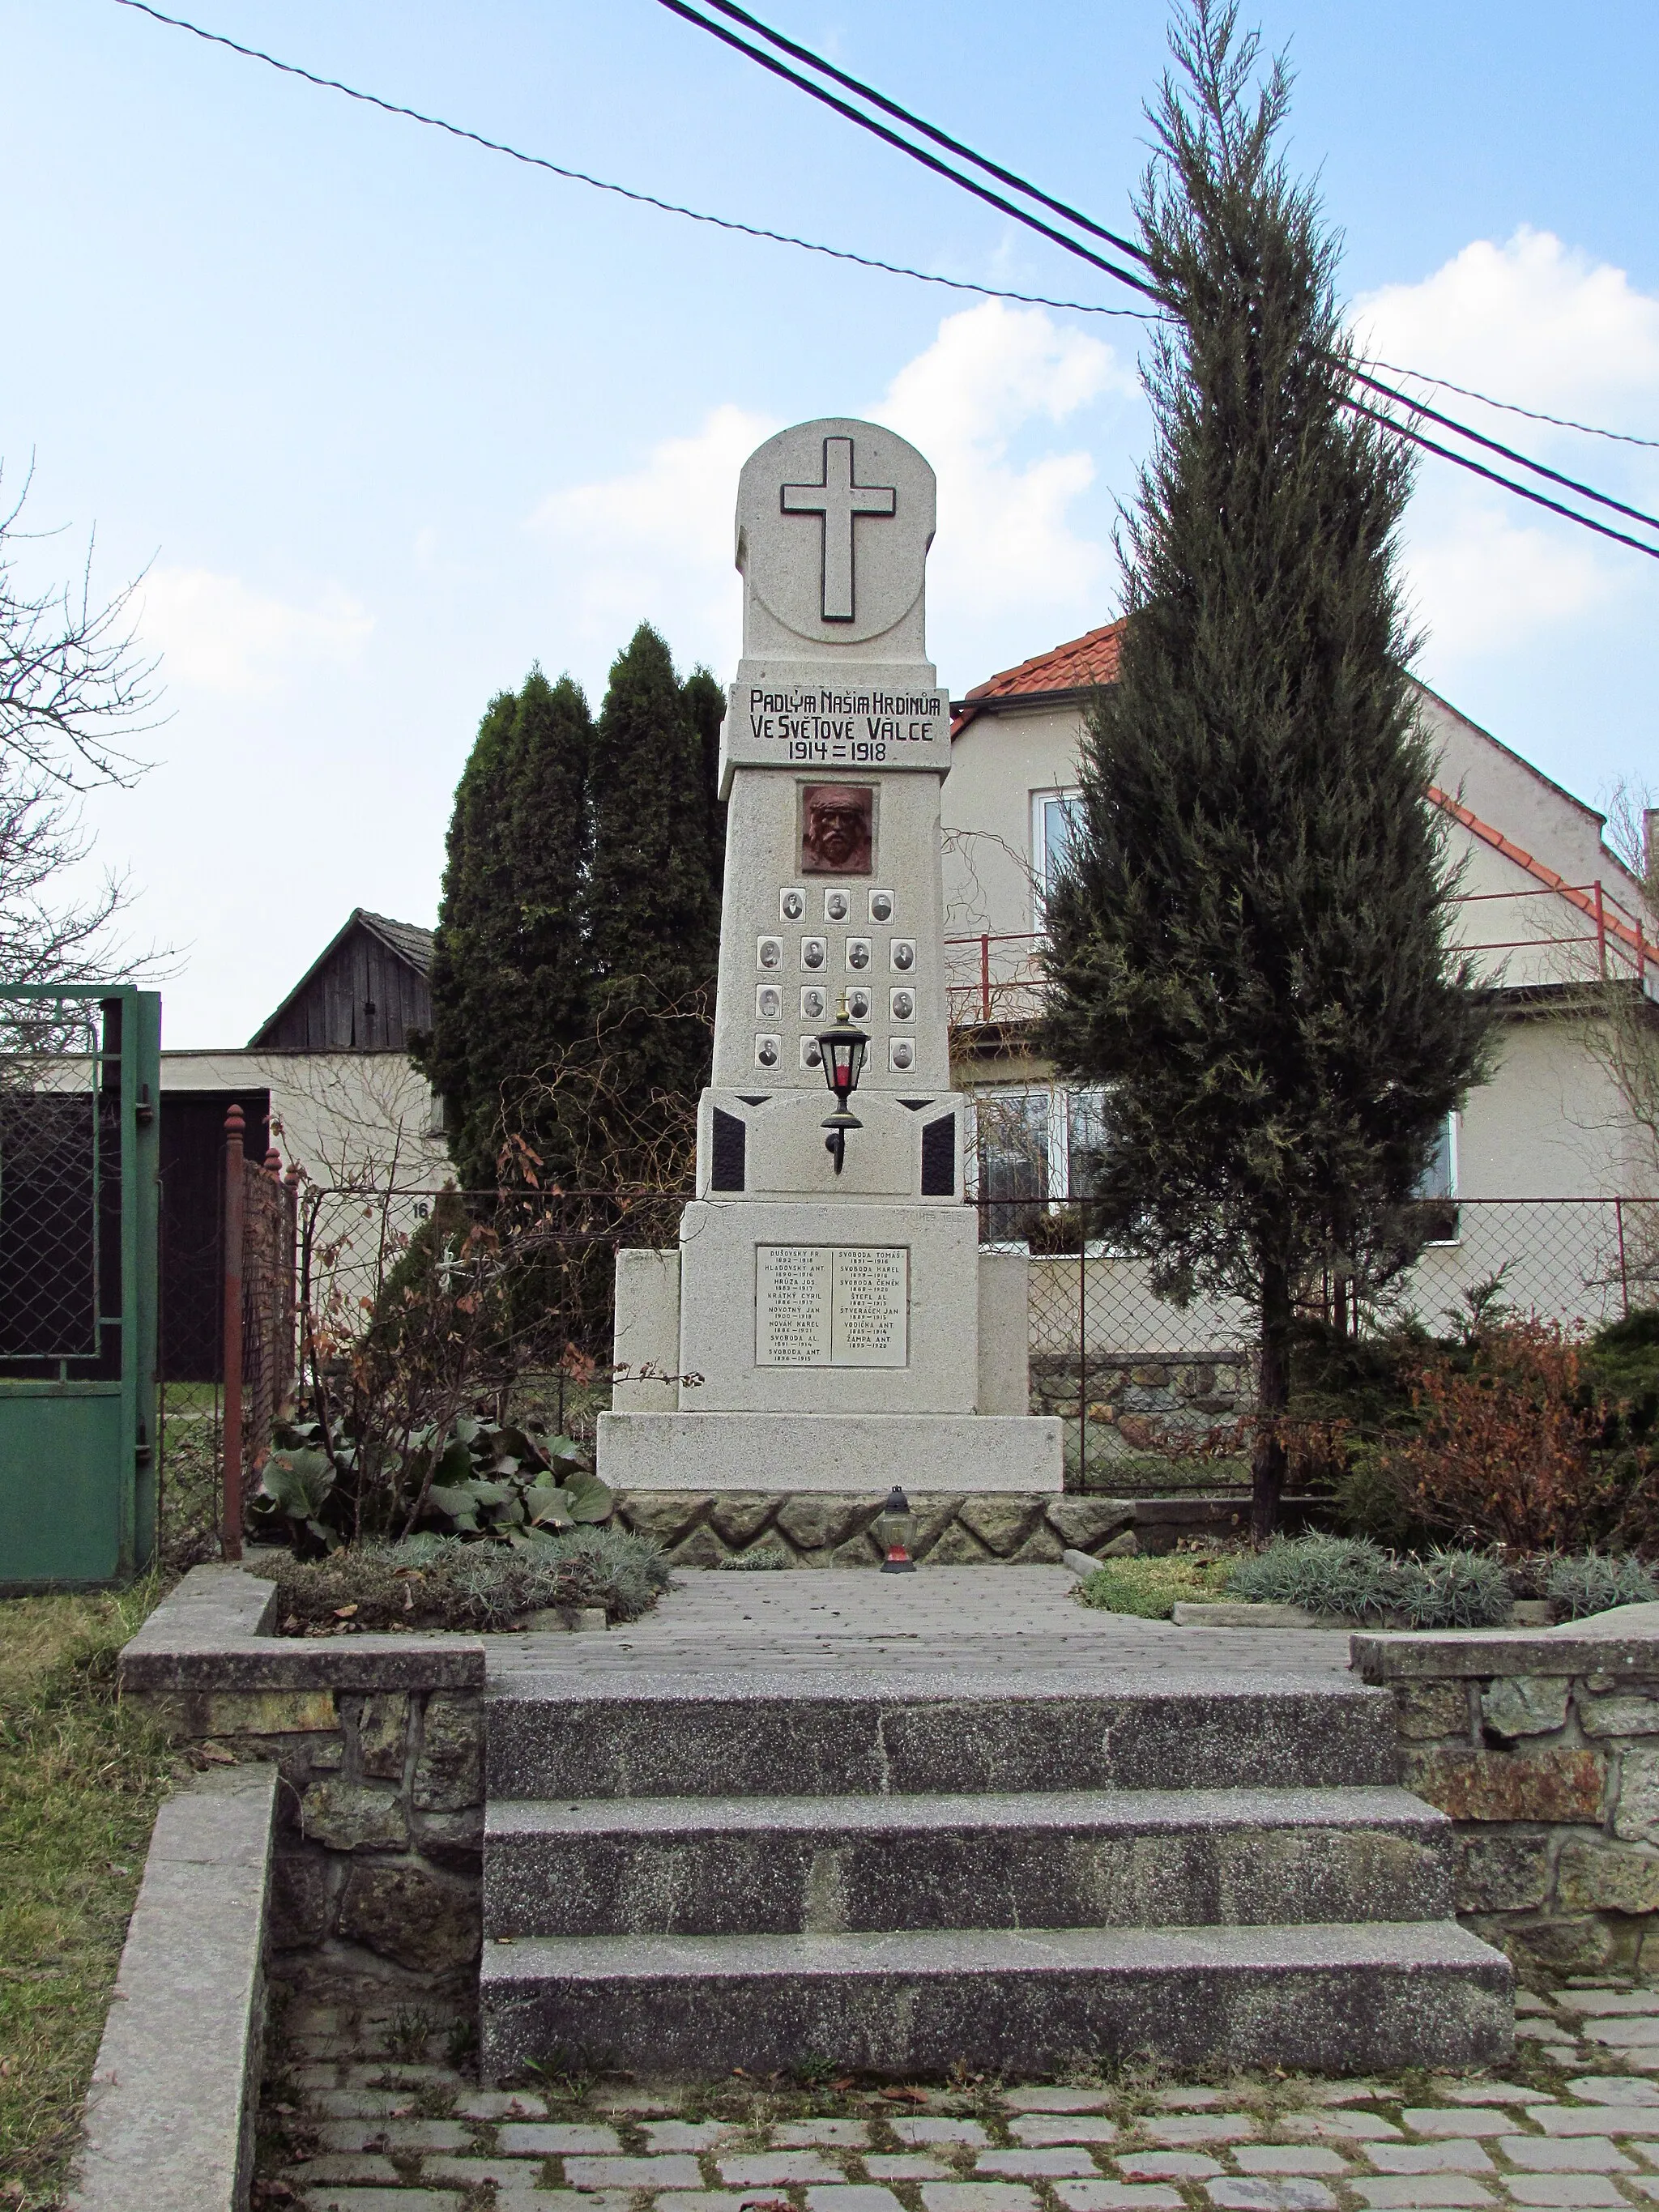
[[1348, 367, 1659, 532], [109, 0, 1159, 322], [653, 0, 1164, 305], [1344, 399, 1659, 561], [1364, 361, 1659, 453], [682, 0, 1153, 269]]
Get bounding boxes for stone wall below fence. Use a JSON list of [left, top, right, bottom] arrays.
[[1030, 1350, 1253, 1456], [119, 1566, 486, 2005], [609, 1489, 1136, 1566], [1354, 1601, 1659, 1977]]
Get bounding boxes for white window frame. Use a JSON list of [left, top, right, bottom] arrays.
[[1030, 787, 1084, 929], [1414, 1110, 1461, 1246]]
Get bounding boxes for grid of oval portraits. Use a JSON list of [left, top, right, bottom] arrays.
[[755, 884, 919, 1075]]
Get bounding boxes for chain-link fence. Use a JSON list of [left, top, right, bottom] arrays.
[[242, 1153, 297, 1466], [1004, 1194, 1659, 1490]]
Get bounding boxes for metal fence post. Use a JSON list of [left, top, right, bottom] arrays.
[[1615, 1198, 1631, 1321], [221, 1104, 245, 1561]]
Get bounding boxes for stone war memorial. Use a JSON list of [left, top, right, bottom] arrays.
[[602, 416, 1064, 1554]]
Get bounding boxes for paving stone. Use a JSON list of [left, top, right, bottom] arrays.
[[1367, 2143, 1495, 2174], [805, 2189, 906, 2212], [1532, 2107, 1659, 2134], [1053, 2188, 1183, 2212], [776, 2121, 872, 2147], [919, 2188, 1040, 2212], [1515, 1993, 1555, 2015], [454, 2090, 552, 2119], [1276, 2114, 1404, 2143], [1503, 2180, 1636, 2207], [867, 2157, 953, 2180], [1567, 2079, 1659, 2105], [655, 2197, 766, 2212], [1298, 2083, 1392, 2107], [285, 2154, 402, 2185], [1203, 2181, 1337, 2212], [295, 2193, 463, 2212], [1346, 2180, 1497, 2209], [646, 2121, 736, 2150], [591, 2087, 689, 2113], [1232, 2149, 1350, 2176], [1117, 2154, 1224, 2180], [564, 2154, 708, 2188], [1588, 2021, 1659, 2048], [1561, 1994, 1659, 2017], [1009, 2116, 1119, 2146], [313, 2119, 472, 2153], [309, 2088, 430, 2117], [1434, 2084, 1555, 2106], [1499, 2138, 1635, 2172], [487, 2123, 624, 2153], [423, 2157, 566, 2188], [976, 2149, 1102, 2177], [898, 2120, 993, 2147], [1141, 2114, 1256, 2146], [1153, 2089, 1235, 2111], [1401, 2111, 1513, 2139], [484, 2197, 634, 2212], [718, 2153, 847, 2186], [1004, 2088, 1115, 2114]]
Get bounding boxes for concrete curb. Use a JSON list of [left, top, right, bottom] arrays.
[[67, 1762, 279, 2212]]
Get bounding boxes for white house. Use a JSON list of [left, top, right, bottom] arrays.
[[940, 620, 1657, 1356]]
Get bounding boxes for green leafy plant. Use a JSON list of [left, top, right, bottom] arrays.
[[1228, 1533, 1405, 1623], [1397, 1546, 1513, 1630], [716, 1546, 793, 1571], [1546, 1550, 1659, 1621], [250, 1443, 341, 1552], [254, 1527, 670, 1632], [1075, 1554, 1235, 1620]]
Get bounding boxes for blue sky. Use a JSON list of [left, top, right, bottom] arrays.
[[4, 0, 1657, 1042]]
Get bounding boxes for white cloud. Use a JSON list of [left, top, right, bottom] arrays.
[[872, 298, 1127, 622], [1355, 227, 1659, 411], [138, 566, 373, 693], [1352, 229, 1659, 665], [530, 403, 776, 668]]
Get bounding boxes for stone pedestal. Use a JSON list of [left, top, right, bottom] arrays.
[[604, 416, 1061, 1508]]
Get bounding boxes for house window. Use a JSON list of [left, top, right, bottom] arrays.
[[1413, 1112, 1460, 1244], [1032, 790, 1084, 923], [970, 1083, 1111, 1244]]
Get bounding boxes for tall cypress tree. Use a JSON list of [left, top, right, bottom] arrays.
[[584, 625, 723, 1169], [1040, 0, 1493, 1537], [420, 667, 592, 1189]]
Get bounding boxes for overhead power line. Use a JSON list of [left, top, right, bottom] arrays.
[[1364, 360, 1659, 454], [109, 0, 1159, 321], [660, 0, 1659, 560], [653, 0, 1162, 305]]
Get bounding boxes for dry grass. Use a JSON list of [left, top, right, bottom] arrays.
[[0, 1583, 177, 2212]]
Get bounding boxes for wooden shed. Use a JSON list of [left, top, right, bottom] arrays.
[[246, 908, 433, 1052]]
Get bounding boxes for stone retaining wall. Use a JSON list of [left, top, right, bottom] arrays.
[[120, 1566, 486, 2004], [1030, 1350, 1252, 1455], [610, 1489, 1134, 1566], [1354, 1605, 1659, 1976]]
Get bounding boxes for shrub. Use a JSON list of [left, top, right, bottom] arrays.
[[1546, 1550, 1659, 1621], [1380, 1316, 1648, 1553], [1075, 1554, 1234, 1619], [1227, 1533, 1405, 1622], [1397, 1546, 1513, 1630], [715, 1546, 793, 1570], [253, 1527, 671, 1633]]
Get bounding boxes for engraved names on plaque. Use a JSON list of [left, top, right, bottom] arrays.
[[756, 1245, 909, 1368]]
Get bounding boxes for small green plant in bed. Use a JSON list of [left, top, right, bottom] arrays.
[[1226, 1532, 1513, 1628], [249, 1527, 672, 1634], [1075, 1553, 1235, 1619], [1546, 1549, 1657, 1620]]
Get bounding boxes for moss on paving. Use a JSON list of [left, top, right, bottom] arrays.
[[1074, 1553, 1236, 1619], [0, 1583, 177, 2212]]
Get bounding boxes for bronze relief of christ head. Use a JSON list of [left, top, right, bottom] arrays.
[[801, 783, 874, 875]]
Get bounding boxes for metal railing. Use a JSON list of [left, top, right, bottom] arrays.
[[946, 879, 1659, 1029]]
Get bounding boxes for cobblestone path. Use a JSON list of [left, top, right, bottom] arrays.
[[261, 1976, 1659, 2212]]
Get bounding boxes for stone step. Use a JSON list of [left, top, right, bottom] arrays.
[[479, 1916, 1512, 2078], [484, 1671, 1397, 1800], [484, 1784, 1452, 1937]]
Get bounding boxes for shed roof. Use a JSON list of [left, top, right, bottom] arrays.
[[247, 907, 433, 1048]]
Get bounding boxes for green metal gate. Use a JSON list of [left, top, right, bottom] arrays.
[[0, 987, 160, 1589]]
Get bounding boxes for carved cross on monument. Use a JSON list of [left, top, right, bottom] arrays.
[[781, 433, 898, 623]]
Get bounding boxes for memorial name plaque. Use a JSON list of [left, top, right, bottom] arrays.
[[756, 1245, 909, 1368]]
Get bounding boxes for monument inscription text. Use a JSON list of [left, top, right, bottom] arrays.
[[756, 1245, 909, 1367]]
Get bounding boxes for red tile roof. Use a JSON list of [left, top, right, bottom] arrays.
[[953, 619, 1125, 733]]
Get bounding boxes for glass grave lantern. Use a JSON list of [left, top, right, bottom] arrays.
[[817, 993, 868, 1174], [876, 1485, 918, 1573]]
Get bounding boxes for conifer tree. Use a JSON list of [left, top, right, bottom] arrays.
[[421, 668, 592, 1189], [1040, 0, 1493, 1536], [584, 625, 723, 1160]]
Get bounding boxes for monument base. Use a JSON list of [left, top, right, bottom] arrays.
[[597, 1410, 1062, 1494]]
